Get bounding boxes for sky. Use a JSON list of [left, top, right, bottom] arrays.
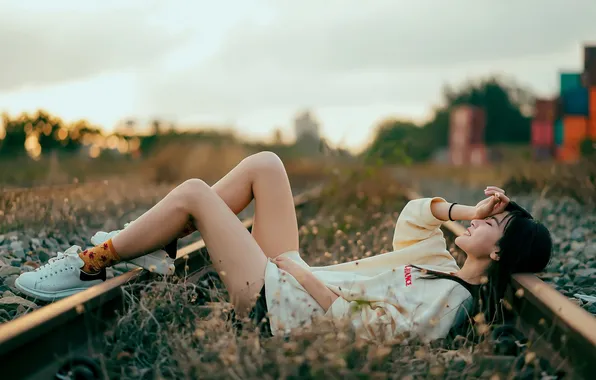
[[1, 0, 595, 152]]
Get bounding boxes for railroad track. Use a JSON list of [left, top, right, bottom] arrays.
[[0, 184, 594, 379]]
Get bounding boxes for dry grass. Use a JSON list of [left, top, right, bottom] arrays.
[[97, 167, 563, 380]]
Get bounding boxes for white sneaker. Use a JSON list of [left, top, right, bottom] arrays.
[[14, 245, 106, 301], [90, 222, 176, 276]]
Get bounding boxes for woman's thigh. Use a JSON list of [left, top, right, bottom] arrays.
[[187, 180, 269, 315], [249, 154, 300, 258], [214, 151, 300, 259]]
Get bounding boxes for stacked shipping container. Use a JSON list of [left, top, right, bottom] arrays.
[[555, 71, 590, 162], [448, 105, 486, 166], [446, 43, 596, 166], [531, 98, 556, 160], [591, 88, 596, 139], [584, 46, 596, 87], [588, 47, 596, 148]]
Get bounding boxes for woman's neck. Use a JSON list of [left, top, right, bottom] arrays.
[[454, 257, 491, 285]]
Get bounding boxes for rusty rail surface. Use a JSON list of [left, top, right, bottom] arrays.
[[0, 184, 594, 378]]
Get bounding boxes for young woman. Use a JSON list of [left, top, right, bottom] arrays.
[[15, 151, 552, 342]]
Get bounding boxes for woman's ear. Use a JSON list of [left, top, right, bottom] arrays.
[[490, 251, 500, 261]]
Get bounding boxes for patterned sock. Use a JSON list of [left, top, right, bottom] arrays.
[[79, 239, 121, 274], [164, 219, 196, 259]]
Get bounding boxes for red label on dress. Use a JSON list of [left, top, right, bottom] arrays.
[[404, 265, 412, 286]]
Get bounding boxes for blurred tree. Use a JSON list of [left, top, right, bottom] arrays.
[[363, 118, 421, 164], [365, 75, 534, 164], [0, 112, 28, 157], [441, 75, 533, 145]]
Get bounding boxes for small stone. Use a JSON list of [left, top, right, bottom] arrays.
[[0, 235, 4, 244], [0, 266, 21, 276], [12, 249, 26, 259], [584, 244, 596, 259], [4, 275, 18, 291], [21, 265, 36, 273], [46, 238, 60, 250], [10, 241, 23, 251], [571, 228, 585, 241], [30, 238, 41, 247], [565, 258, 581, 271], [0, 296, 39, 311], [38, 249, 51, 263], [575, 268, 596, 277], [10, 260, 21, 267], [2, 290, 16, 298]]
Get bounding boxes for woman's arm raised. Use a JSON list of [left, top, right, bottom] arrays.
[[430, 201, 476, 222], [431, 187, 510, 222]]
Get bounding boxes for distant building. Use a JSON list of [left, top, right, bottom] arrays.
[[293, 110, 322, 154]]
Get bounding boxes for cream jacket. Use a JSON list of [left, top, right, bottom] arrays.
[[263, 197, 473, 342]]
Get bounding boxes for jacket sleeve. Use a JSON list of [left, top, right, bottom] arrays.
[[324, 297, 411, 342], [392, 197, 447, 250]]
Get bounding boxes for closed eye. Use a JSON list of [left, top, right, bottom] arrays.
[[487, 216, 500, 227]]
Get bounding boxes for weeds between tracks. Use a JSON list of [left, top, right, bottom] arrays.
[[97, 168, 563, 380]]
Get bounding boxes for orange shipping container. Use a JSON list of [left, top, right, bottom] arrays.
[[590, 87, 596, 116], [556, 145, 581, 163], [563, 116, 588, 144]]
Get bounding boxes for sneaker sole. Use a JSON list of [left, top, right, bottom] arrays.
[[129, 254, 176, 276], [14, 277, 98, 302]]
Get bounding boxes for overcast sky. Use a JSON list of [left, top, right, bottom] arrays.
[[1, 0, 595, 151]]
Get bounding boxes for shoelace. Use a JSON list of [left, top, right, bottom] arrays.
[[35, 245, 82, 273]]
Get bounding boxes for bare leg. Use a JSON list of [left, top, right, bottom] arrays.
[[111, 151, 299, 313], [111, 178, 266, 314], [163, 151, 300, 258], [212, 151, 299, 258]]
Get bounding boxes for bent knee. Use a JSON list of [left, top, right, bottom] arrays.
[[247, 151, 286, 177], [174, 178, 210, 199]]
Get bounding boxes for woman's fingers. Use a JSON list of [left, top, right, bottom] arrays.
[[485, 186, 505, 194]]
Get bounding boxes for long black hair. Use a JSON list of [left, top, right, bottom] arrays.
[[414, 201, 553, 335]]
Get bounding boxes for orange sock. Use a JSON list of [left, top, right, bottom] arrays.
[[79, 239, 121, 273]]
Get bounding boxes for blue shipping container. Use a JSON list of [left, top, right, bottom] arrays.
[[554, 119, 564, 146], [560, 72, 583, 94], [561, 87, 589, 115]]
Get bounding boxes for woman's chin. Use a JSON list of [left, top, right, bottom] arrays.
[[454, 235, 467, 248]]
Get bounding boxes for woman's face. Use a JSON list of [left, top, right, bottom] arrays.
[[455, 212, 511, 260]]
